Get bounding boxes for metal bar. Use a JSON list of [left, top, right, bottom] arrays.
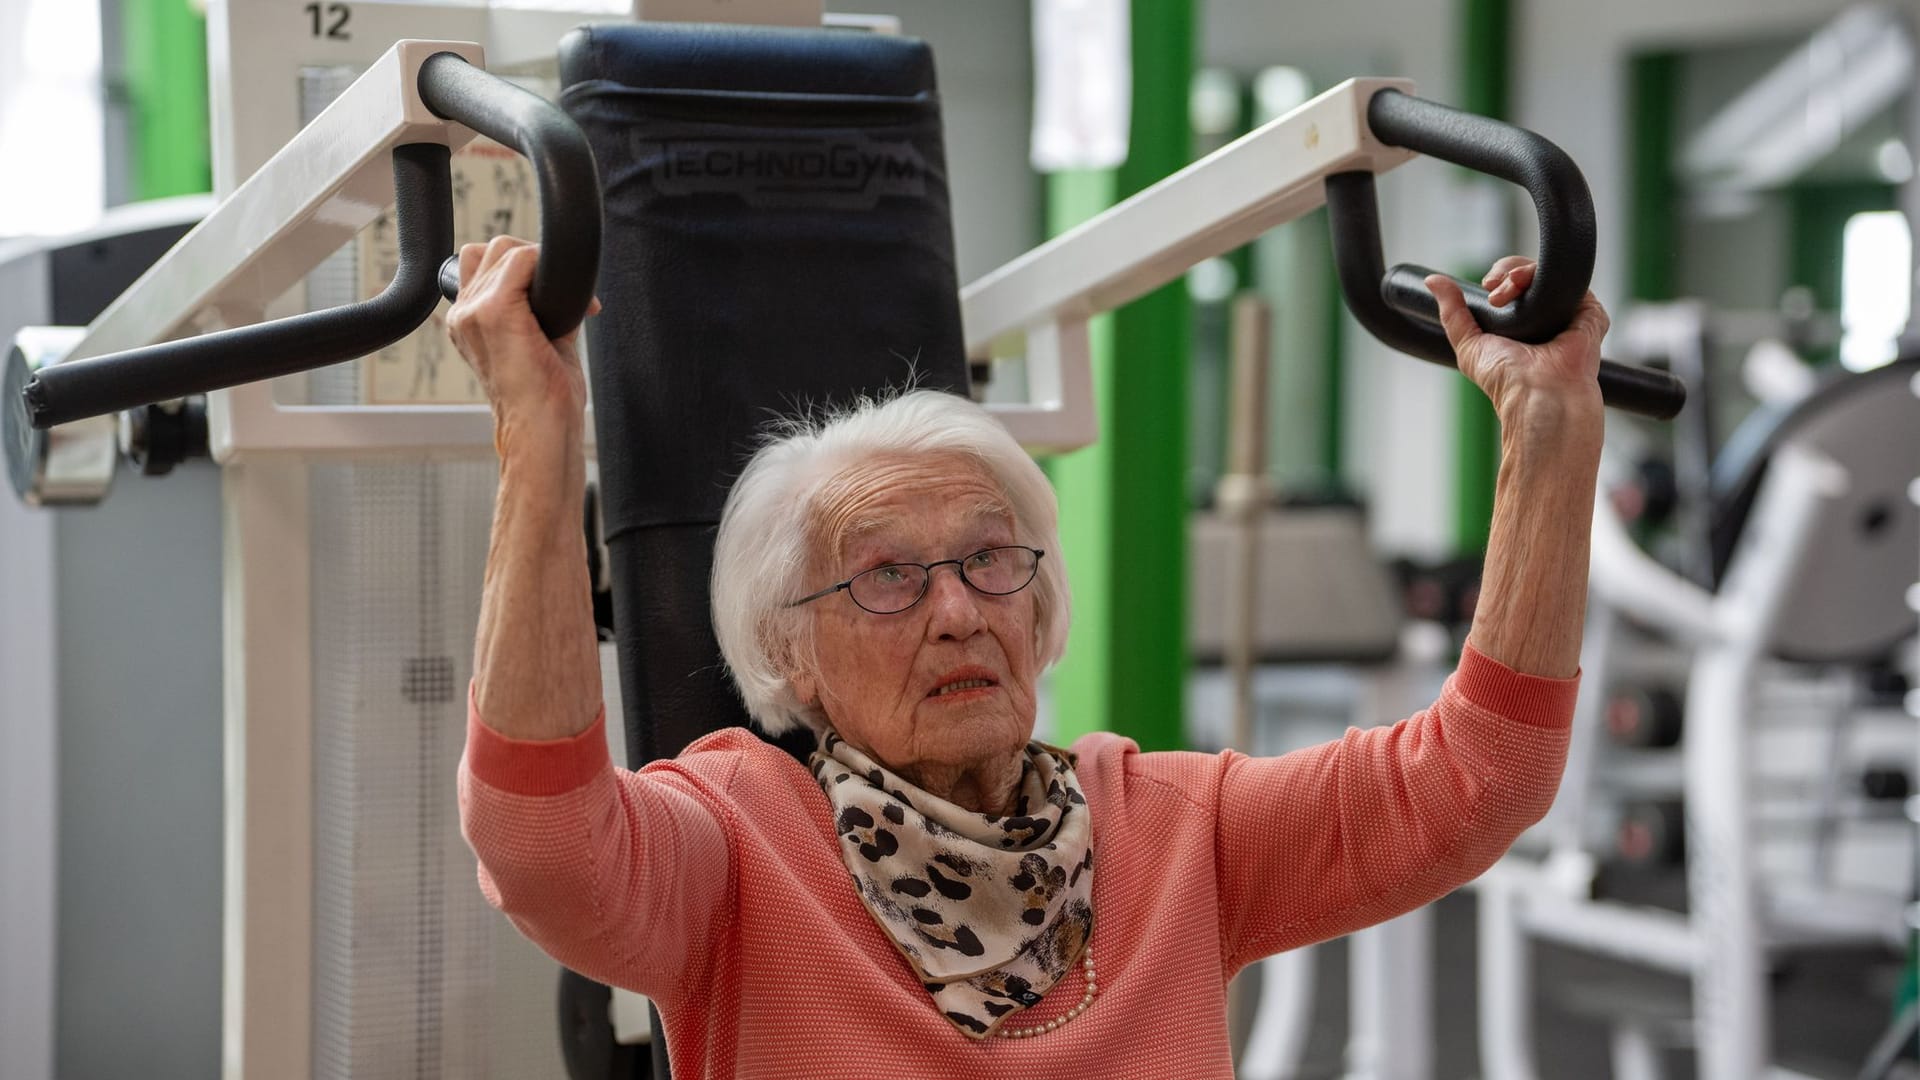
[[73, 39, 482, 365], [1686, 444, 1850, 1080], [25, 145, 454, 428], [1221, 295, 1271, 754], [1364, 88, 1593, 345], [1518, 893, 1701, 973], [1348, 909, 1434, 1080], [962, 78, 1415, 359], [1237, 949, 1316, 1080], [221, 461, 314, 1080], [1477, 872, 1539, 1080], [1587, 479, 1722, 645], [1332, 170, 1683, 419], [415, 52, 600, 339], [1611, 1023, 1668, 1080]]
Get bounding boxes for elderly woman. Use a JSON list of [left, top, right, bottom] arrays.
[[450, 236, 1603, 1077]]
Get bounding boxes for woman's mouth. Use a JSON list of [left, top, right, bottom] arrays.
[[929, 677, 996, 698]]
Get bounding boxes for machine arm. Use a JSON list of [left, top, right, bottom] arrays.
[[419, 51, 601, 338], [1326, 90, 1683, 419], [964, 79, 1685, 453], [19, 146, 452, 430], [7, 48, 600, 434]]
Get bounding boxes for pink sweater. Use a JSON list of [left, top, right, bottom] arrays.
[[459, 644, 1575, 1079]]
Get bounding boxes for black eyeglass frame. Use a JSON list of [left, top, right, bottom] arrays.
[[786, 545, 1046, 615]]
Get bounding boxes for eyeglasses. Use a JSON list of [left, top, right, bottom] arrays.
[[788, 545, 1045, 615]]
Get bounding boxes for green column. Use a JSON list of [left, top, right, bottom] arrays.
[[1452, 0, 1508, 554], [123, 0, 211, 199], [1046, 0, 1194, 750], [1627, 52, 1681, 304]]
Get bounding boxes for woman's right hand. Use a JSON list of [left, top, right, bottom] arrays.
[[445, 235, 600, 446]]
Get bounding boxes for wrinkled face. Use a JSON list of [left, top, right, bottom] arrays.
[[792, 452, 1039, 778]]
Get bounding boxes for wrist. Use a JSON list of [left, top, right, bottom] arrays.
[[493, 405, 586, 463], [1496, 386, 1604, 454]]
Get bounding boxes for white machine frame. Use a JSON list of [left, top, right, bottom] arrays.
[[25, 2, 1438, 1075], [58, 57, 1419, 461], [1475, 434, 1910, 1080]]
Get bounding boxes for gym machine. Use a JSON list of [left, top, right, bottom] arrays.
[[3, 3, 1682, 1078], [1476, 310, 1918, 1080], [0, 195, 211, 1080]]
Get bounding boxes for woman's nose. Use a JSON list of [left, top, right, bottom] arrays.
[[924, 565, 985, 640]]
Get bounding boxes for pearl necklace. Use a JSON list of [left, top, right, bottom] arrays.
[[992, 944, 1098, 1039]]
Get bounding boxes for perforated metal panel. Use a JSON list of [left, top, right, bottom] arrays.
[[301, 67, 567, 1080]]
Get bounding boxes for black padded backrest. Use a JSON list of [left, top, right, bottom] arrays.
[[558, 23, 970, 766]]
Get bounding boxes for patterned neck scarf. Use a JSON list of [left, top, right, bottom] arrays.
[[810, 731, 1096, 1040]]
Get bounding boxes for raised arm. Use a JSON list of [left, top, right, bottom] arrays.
[[458, 704, 734, 1001], [449, 235, 603, 739], [448, 236, 729, 1000], [1433, 255, 1607, 677], [1215, 258, 1601, 968], [1213, 646, 1577, 970]]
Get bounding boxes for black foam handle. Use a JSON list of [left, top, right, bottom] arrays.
[[1366, 88, 1595, 344], [418, 52, 601, 338], [23, 144, 454, 430], [1326, 89, 1687, 421], [1379, 265, 1685, 419]]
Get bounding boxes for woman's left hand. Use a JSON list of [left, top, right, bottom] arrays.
[[1425, 256, 1609, 426]]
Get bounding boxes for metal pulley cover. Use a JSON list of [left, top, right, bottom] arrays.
[[5, 327, 114, 506]]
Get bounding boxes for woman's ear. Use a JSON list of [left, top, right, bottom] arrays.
[[792, 671, 818, 707]]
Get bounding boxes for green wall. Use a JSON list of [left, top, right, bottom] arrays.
[[122, 0, 211, 199]]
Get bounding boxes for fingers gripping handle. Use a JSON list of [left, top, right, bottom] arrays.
[[418, 52, 601, 338], [1328, 90, 1685, 420], [1378, 267, 1686, 419]]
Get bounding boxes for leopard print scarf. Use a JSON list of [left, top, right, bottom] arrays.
[[810, 731, 1095, 1040]]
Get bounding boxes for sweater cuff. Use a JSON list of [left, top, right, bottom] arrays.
[[1452, 642, 1581, 728], [464, 681, 611, 797]]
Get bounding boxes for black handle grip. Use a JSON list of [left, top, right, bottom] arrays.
[[1328, 89, 1686, 421], [439, 257, 462, 304], [1378, 266, 1684, 419], [18, 53, 603, 432], [23, 144, 454, 430], [1380, 263, 1509, 335], [1367, 88, 1595, 344], [419, 51, 601, 337]]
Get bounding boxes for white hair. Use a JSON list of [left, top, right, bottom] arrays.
[[711, 389, 1070, 736]]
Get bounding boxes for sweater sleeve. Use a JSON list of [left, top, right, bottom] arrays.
[[1214, 643, 1577, 971], [456, 685, 733, 1004]]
